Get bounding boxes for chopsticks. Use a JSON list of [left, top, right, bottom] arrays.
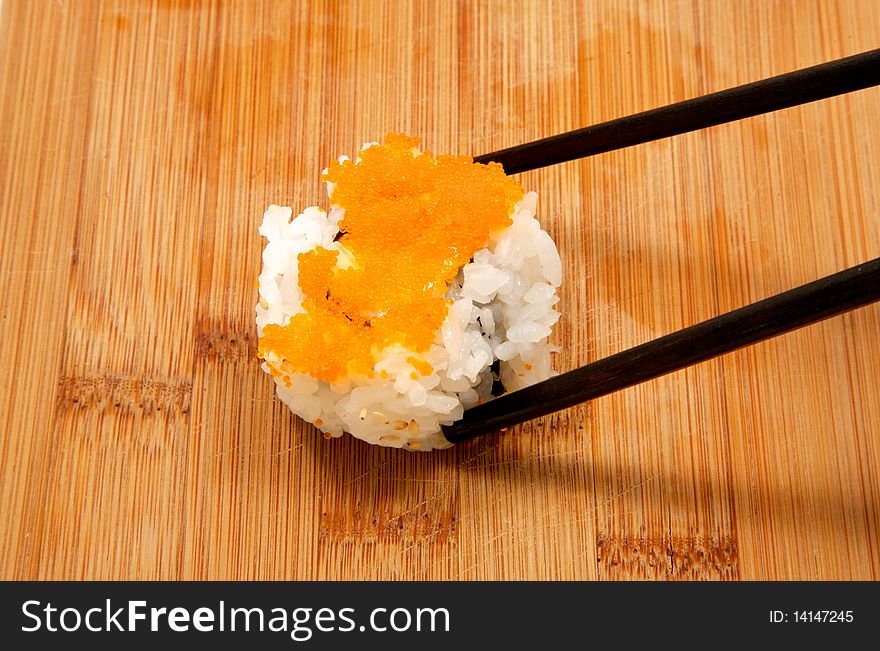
[[474, 49, 880, 174], [441, 50, 880, 442], [441, 257, 880, 442]]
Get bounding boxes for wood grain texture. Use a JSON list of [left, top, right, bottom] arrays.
[[1, 0, 878, 580]]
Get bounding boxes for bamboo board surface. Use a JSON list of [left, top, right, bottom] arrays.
[[1, 0, 879, 580]]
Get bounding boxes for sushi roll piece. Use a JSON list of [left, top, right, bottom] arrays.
[[255, 134, 562, 450]]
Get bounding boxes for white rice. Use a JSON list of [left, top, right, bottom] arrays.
[[255, 146, 562, 451]]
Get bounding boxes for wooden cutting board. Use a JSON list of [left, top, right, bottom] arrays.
[[1, 0, 878, 580]]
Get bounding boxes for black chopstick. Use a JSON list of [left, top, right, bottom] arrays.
[[441, 257, 880, 442], [474, 49, 880, 174]]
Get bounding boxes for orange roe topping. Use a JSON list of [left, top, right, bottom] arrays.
[[407, 356, 433, 376], [258, 133, 523, 382]]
